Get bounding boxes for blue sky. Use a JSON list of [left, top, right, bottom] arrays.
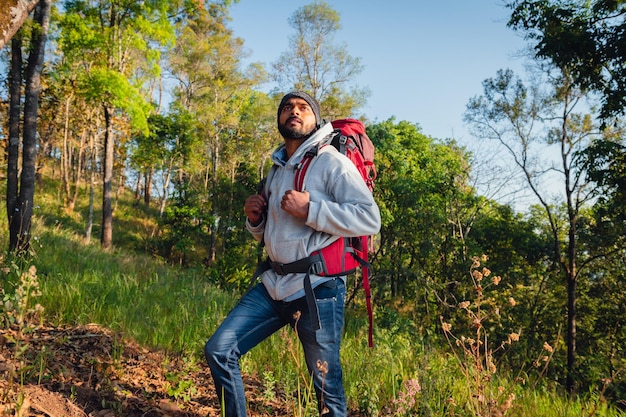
[[227, 0, 530, 144]]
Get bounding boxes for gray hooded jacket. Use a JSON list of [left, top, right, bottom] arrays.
[[247, 121, 381, 301]]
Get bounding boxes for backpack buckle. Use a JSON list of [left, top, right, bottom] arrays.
[[309, 260, 326, 275], [270, 262, 286, 275]]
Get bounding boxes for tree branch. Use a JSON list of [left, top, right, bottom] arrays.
[[0, 0, 40, 50]]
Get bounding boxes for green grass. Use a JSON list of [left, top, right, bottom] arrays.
[[28, 222, 235, 355], [1, 184, 625, 416]]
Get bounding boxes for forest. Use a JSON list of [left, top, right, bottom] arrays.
[[1, 0, 626, 415]]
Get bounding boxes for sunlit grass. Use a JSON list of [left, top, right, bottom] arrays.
[[32, 227, 236, 356]]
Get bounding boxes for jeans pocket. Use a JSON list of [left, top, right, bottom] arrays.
[[314, 279, 345, 300], [314, 282, 345, 344]]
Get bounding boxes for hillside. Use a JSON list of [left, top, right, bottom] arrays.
[[3, 174, 624, 416], [0, 182, 312, 416]]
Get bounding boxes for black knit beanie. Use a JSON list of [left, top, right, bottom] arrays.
[[277, 91, 322, 127]]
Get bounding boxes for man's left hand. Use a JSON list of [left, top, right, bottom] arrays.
[[281, 189, 310, 219]]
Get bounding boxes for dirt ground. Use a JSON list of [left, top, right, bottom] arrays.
[[0, 324, 315, 417]]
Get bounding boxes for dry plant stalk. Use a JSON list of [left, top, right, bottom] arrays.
[[440, 255, 553, 417]]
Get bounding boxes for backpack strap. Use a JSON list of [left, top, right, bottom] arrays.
[[361, 249, 374, 347], [294, 146, 319, 191], [266, 251, 327, 331], [294, 130, 339, 191], [247, 167, 276, 292]]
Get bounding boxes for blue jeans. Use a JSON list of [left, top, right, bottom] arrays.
[[205, 279, 347, 417]]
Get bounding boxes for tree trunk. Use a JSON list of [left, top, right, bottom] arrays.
[[8, 0, 50, 253], [209, 136, 219, 264], [565, 207, 578, 393], [69, 128, 88, 212], [86, 175, 95, 243], [85, 146, 97, 243], [6, 33, 22, 243], [62, 95, 72, 207], [134, 173, 141, 201], [101, 104, 114, 249], [158, 158, 174, 218], [114, 170, 124, 212], [566, 271, 577, 392], [144, 167, 153, 206]]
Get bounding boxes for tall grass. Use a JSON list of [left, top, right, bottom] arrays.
[[1, 189, 624, 416], [29, 222, 234, 356]]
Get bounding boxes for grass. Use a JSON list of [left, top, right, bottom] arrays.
[[28, 221, 235, 356], [1, 182, 625, 416]]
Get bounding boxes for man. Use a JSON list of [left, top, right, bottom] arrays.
[[205, 91, 381, 417]]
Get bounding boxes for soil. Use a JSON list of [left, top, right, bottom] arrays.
[[0, 324, 325, 417]]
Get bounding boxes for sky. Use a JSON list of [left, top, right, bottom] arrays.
[[227, 0, 531, 145]]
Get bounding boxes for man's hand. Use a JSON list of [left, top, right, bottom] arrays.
[[281, 190, 310, 219], [244, 194, 267, 226]]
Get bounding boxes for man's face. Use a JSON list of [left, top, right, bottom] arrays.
[[278, 98, 317, 140]]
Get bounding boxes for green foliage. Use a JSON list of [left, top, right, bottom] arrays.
[[2, 182, 626, 415], [0, 261, 47, 414], [581, 139, 626, 253], [128, 114, 173, 176], [470, 203, 550, 273], [508, 0, 626, 121], [367, 118, 476, 326], [148, 162, 259, 290], [0, 263, 44, 336], [154, 184, 211, 265], [261, 370, 277, 402], [57, 0, 176, 132], [165, 357, 199, 401], [84, 67, 151, 134]]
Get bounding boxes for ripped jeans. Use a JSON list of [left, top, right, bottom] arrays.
[[204, 279, 346, 417]]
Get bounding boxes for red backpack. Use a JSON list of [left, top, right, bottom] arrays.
[[257, 119, 378, 347]]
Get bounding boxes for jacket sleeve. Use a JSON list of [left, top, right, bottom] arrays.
[[305, 151, 381, 238], [246, 167, 273, 243], [246, 217, 265, 243]]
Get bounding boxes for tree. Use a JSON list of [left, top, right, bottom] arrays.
[[579, 141, 626, 394], [6, 0, 51, 253], [129, 114, 171, 207], [464, 67, 616, 393], [272, 0, 368, 119], [582, 137, 626, 245], [167, 3, 264, 264], [0, 0, 40, 50], [508, 0, 626, 122], [43, 36, 100, 214], [367, 119, 475, 324], [57, 0, 176, 249]]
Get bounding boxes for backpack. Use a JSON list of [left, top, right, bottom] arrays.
[[307, 118, 376, 193], [257, 118, 378, 347]]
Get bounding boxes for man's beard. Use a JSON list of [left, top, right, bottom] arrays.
[[278, 123, 316, 140]]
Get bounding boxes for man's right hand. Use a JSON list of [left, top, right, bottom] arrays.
[[244, 194, 267, 226]]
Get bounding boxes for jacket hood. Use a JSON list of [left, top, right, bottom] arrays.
[[271, 121, 334, 168]]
